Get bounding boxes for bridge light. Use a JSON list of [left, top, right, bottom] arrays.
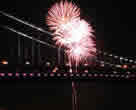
[[124, 58, 128, 61], [37, 73, 41, 77], [25, 61, 31, 65], [84, 70, 88, 73], [15, 73, 20, 77], [129, 59, 133, 63], [132, 65, 136, 68], [1, 60, 8, 65], [114, 56, 118, 58], [113, 71, 117, 74], [116, 65, 122, 68], [100, 63, 105, 67], [46, 62, 51, 66], [120, 57, 123, 60], [122, 64, 128, 69], [109, 54, 113, 57], [8, 73, 13, 77], [29, 73, 34, 77], [0, 73, 5, 77]]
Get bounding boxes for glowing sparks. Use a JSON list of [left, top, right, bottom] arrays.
[[46, 1, 80, 31], [46, 0, 96, 66], [66, 37, 96, 65]]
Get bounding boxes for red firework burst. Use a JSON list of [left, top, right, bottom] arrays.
[[46, 0, 96, 66], [46, 1, 80, 31]]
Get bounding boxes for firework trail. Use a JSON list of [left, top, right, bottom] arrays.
[[46, 0, 96, 66]]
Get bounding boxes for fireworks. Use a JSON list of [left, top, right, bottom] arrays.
[[46, 0, 96, 66], [46, 1, 80, 31]]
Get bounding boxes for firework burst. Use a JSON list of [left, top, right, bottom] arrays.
[[46, 0, 96, 66], [46, 1, 80, 31]]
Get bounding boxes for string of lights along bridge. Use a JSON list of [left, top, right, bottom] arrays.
[[1, 1, 136, 80]]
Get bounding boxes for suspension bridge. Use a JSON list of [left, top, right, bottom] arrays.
[[0, 11, 136, 80]]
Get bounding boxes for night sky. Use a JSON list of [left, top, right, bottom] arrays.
[[1, 0, 136, 56], [0, 0, 136, 110]]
